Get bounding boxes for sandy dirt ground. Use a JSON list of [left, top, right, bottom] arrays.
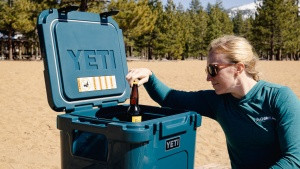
[[0, 60, 299, 169]]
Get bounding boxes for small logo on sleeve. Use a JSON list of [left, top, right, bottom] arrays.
[[255, 116, 276, 122]]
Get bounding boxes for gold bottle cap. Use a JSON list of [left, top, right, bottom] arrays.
[[133, 80, 138, 85]]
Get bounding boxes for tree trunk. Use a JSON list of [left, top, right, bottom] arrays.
[[129, 46, 133, 57], [0, 41, 3, 58], [125, 45, 131, 57], [80, 0, 88, 11], [276, 48, 281, 60], [30, 43, 34, 60], [270, 33, 275, 60], [8, 31, 13, 60], [148, 46, 152, 60], [18, 41, 22, 59], [166, 53, 171, 60], [35, 42, 39, 60], [292, 53, 296, 61], [200, 54, 203, 60], [259, 51, 263, 60]]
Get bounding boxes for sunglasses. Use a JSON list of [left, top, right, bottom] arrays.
[[205, 63, 236, 77]]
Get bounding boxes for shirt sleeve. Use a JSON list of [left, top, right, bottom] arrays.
[[270, 87, 300, 168], [143, 73, 217, 119]]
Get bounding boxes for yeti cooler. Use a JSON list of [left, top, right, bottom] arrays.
[[37, 8, 201, 169]]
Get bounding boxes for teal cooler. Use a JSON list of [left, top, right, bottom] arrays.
[[37, 8, 202, 169]]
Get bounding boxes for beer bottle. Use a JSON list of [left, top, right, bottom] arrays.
[[127, 81, 142, 122]]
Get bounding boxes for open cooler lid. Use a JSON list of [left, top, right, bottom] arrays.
[[37, 8, 130, 111]]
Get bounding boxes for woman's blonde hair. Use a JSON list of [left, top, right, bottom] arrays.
[[208, 35, 260, 81]]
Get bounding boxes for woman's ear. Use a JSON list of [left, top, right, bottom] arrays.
[[235, 62, 245, 75]]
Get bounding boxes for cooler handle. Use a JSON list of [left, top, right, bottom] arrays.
[[71, 120, 108, 134], [58, 116, 151, 143], [160, 116, 189, 138]]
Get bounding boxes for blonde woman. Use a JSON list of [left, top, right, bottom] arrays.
[[126, 35, 300, 169]]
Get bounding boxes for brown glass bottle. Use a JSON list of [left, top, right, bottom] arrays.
[[127, 81, 142, 122]]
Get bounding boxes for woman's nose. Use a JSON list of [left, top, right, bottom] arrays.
[[206, 74, 212, 81]]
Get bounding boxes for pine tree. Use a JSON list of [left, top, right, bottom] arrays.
[[232, 11, 254, 40], [177, 2, 193, 60], [252, 0, 298, 60], [232, 11, 244, 35], [0, 0, 34, 60], [242, 17, 253, 40], [205, 2, 233, 47], [133, 0, 160, 60], [280, 0, 299, 60], [188, 0, 208, 59], [28, 0, 58, 60], [190, 0, 201, 12], [109, 0, 157, 57], [158, 0, 184, 60], [150, 1, 168, 59]]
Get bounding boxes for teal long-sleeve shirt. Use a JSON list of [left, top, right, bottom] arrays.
[[144, 74, 300, 169]]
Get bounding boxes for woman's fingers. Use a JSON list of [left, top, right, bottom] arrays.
[[137, 76, 149, 86], [126, 68, 152, 86]]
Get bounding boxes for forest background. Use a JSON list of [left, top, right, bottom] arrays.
[[0, 0, 299, 61]]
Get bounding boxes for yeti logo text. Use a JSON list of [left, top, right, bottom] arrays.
[[165, 137, 180, 151], [67, 50, 115, 71]]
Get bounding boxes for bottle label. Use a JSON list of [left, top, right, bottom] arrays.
[[132, 116, 142, 122]]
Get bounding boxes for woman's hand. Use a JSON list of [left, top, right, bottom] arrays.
[[126, 68, 153, 87]]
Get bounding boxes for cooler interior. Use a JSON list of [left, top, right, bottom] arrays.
[[69, 105, 188, 122], [96, 105, 186, 121]]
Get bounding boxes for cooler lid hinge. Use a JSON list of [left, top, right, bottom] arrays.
[[100, 10, 119, 18], [68, 104, 94, 113], [57, 5, 79, 13], [100, 10, 119, 23]]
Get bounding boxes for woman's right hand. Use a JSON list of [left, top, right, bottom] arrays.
[[126, 68, 153, 87]]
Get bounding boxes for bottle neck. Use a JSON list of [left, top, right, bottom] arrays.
[[130, 84, 139, 105]]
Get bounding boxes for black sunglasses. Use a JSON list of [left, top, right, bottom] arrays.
[[206, 63, 236, 77]]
